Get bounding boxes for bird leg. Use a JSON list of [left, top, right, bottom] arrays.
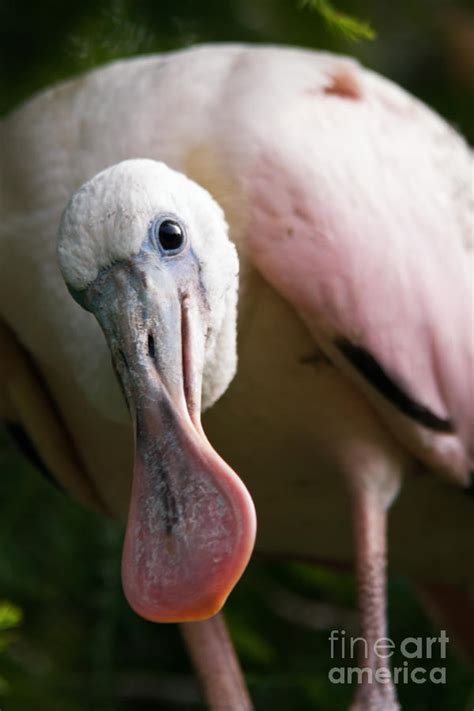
[[180, 612, 253, 710], [349, 487, 399, 711]]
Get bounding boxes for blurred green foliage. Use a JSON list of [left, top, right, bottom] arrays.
[[300, 0, 376, 41], [0, 1, 473, 709]]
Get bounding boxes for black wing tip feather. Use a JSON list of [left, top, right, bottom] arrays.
[[335, 338, 455, 434]]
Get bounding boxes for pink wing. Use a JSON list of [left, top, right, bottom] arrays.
[[238, 56, 473, 483]]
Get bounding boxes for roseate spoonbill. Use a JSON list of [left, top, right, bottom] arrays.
[[1, 44, 472, 710]]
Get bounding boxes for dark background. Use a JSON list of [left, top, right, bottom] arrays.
[[0, 1, 473, 709]]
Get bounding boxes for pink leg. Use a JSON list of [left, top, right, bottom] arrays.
[[349, 488, 399, 711], [180, 613, 253, 710]]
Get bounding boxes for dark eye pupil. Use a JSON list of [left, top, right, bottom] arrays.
[[158, 220, 184, 251]]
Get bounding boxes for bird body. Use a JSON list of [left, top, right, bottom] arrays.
[[2, 42, 474, 709], [1, 44, 473, 584]]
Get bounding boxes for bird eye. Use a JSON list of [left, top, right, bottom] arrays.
[[156, 219, 185, 254]]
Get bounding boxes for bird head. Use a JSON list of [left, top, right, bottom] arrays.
[[57, 159, 256, 622]]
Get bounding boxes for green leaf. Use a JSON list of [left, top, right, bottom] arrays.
[[300, 0, 376, 41], [231, 619, 277, 665], [0, 601, 23, 632]]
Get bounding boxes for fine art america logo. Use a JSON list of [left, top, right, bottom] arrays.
[[328, 630, 449, 686]]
